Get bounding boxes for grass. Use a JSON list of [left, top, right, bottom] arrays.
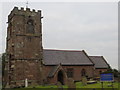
[[76, 82, 119, 88], [2, 82, 119, 90], [31, 82, 119, 89], [27, 85, 68, 88]]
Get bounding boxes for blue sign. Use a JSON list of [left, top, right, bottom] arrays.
[[100, 73, 114, 81]]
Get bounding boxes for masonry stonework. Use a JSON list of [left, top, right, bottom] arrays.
[[5, 7, 43, 88]]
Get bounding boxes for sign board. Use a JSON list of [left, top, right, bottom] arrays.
[[100, 73, 114, 82]]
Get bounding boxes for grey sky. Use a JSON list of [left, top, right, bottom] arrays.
[[0, 2, 118, 69]]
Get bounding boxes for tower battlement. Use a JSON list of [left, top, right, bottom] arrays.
[[8, 7, 41, 22]]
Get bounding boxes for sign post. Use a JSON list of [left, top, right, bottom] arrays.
[[100, 73, 114, 89]]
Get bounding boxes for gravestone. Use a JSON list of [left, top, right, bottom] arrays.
[[81, 76, 87, 86], [67, 78, 76, 89]]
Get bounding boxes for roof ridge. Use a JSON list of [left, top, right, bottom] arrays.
[[101, 56, 110, 68], [43, 49, 83, 52], [89, 56, 103, 57]]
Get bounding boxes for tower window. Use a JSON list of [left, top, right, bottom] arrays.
[[27, 19, 34, 34]]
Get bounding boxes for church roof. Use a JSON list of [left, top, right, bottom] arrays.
[[43, 49, 94, 66], [48, 65, 59, 77], [89, 56, 109, 69]]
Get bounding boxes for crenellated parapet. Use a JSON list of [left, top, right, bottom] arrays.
[[8, 7, 41, 22]]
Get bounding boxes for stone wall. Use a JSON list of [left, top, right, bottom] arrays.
[[63, 65, 94, 81], [44, 65, 94, 85], [4, 7, 43, 88]]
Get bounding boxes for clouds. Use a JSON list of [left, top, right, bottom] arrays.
[[1, 2, 118, 69], [42, 3, 117, 46]]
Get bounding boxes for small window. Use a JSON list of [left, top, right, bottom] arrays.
[[81, 69, 86, 76], [67, 68, 74, 78], [26, 19, 34, 34]]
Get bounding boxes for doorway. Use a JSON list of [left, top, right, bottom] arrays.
[[57, 70, 64, 85]]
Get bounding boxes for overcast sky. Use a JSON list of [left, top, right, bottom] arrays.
[[0, 2, 118, 69]]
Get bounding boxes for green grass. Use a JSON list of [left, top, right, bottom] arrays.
[[27, 85, 68, 88], [76, 82, 119, 88], [30, 82, 119, 89], [2, 82, 119, 90]]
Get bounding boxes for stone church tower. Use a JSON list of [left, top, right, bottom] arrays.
[[5, 7, 43, 87]]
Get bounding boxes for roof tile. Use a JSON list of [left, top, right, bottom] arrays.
[[89, 56, 109, 69]]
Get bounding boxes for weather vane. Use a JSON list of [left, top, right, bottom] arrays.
[[26, 1, 29, 8]]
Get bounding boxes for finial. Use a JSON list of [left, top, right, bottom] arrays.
[[26, 1, 29, 8]]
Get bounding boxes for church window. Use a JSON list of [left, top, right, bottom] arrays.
[[67, 68, 74, 78], [81, 69, 86, 76], [26, 19, 34, 34]]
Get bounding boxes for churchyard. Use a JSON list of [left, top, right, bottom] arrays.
[[2, 81, 119, 90]]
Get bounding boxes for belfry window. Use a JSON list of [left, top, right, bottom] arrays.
[[27, 19, 34, 34]]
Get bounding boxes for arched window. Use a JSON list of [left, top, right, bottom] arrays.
[[81, 69, 86, 76], [26, 19, 34, 34]]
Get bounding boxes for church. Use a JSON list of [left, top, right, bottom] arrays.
[[2, 7, 110, 88]]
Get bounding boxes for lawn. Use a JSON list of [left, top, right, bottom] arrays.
[[76, 82, 119, 88], [28, 82, 119, 89], [2, 82, 119, 90]]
